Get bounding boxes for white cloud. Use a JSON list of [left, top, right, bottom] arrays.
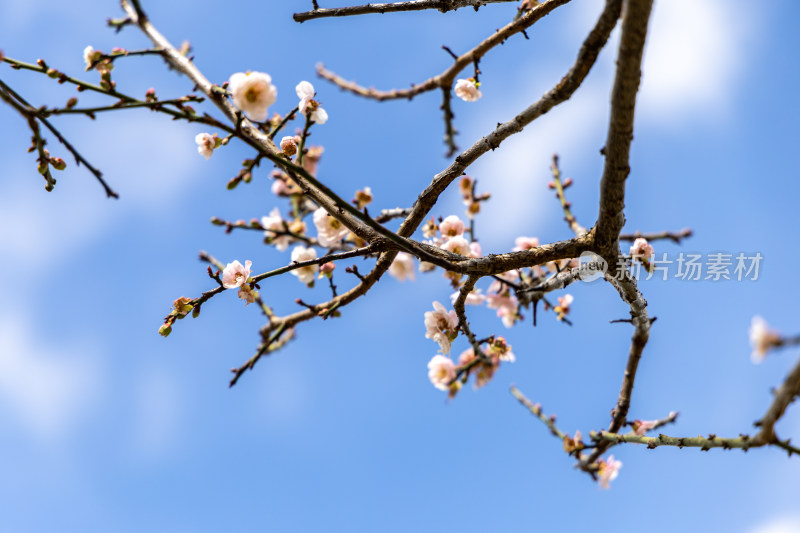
[[639, 0, 752, 121], [0, 314, 103, 441], [0, 116, 201, 269], [750, 517, 800, 533]]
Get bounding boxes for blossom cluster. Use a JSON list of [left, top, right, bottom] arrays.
[[427, 336, 516, 397]]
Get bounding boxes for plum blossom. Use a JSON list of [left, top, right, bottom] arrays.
[[554, 294, 573, 321], [422, 218, 438, 239], [222, 260, 252, 289], [631, 419, 659, 436], [596, 455, 622, 489], [271, 173, 301, 196], [228, 71, 277, 122], [469, 241, 482, 258], [195, 133, 216, 160], [513, 236, 539, 252], [487, 336, 515, 363], [389, 252, 416, 282], [427, 355, 456, 391], [424, 301, 459, 354], [563, 430, 584, 454], [629, 237, 654, 263], [280, 135, 299, 156], [486, 272, 520, 328], [261, 207, 291, 251], [749, 316, 782, 363], [454, 78, 482, 102], [303, 146, 324, 176], [290, 246, 318, 285], [441, 236, 471, 257], [450, 288, 485, 307], [313, 207, 350, 247], [457, 348, 476, 368], [237, 285, 257, 305], [319, 262, 335, 278], [353, 187, 373, 210], [83, 45, 99, 70], [296, 81, 328, 124], [439, 215, 465, 239]]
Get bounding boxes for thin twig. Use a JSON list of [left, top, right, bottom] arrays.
[[294, 0, 516, 22]]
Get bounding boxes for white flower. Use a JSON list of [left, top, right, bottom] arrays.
[[389, 252, 416, 282], [280, 135, 298, 156], [439, 215, 465, 239], [83, 45, 97, 70], [424, 301, 459, 354], [261, 207, 291, 251], [195, 133, 215, 160], [450, 288, 485, 307], [454, 78, 482, 102], [313, 207, 349, 247], [222, 260, 252, 289], [441, 236, 471, 256], [749, 316, 782, 363], [228, 71, 278, 122], [296, 81, 328, 124], [290, 246, 319, 285], [629, 237, 654, 263], [597, 455, 622, 489], [427, 355, 456, 391]]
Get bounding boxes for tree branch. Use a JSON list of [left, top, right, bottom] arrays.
[[293, 0, 517, 22]]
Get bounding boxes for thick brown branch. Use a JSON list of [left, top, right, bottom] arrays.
[[594, 0, 654, 257]]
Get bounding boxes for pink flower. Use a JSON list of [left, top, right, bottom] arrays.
[[554, 294, 573, 321], [457, 347, 476, 368], [303, 146, 324, 176], [597, 455, 622, 489], [427, 355, 456, 391], [290, 246, 318, 285], [424, 301, 459, 354], [195, 133, 216, 160], [313, 207, 350, 247], [450, 288, 485, 307], [237, 285, 257, 305], [469, 241, 482, 258], [441, 236, 471, 257], [631, 419, 658, 436], [228, 71, 278, 122], [389, 252, 416, 282], [749, 316, 782, 363], [422, 218, 438, 239], [439, 215, 465, 239], [629, 237, 654, 263], [296, 81, 328, 124], [261, 207, 291, 252], [488, 336, 515, 363], [513, 236, 539, 252], [222, 260, 252, 289], [319, 262, 335, 279], [454, 78, 482, 102]]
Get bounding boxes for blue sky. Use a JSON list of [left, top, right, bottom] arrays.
[[1, 1, 799, 532]]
